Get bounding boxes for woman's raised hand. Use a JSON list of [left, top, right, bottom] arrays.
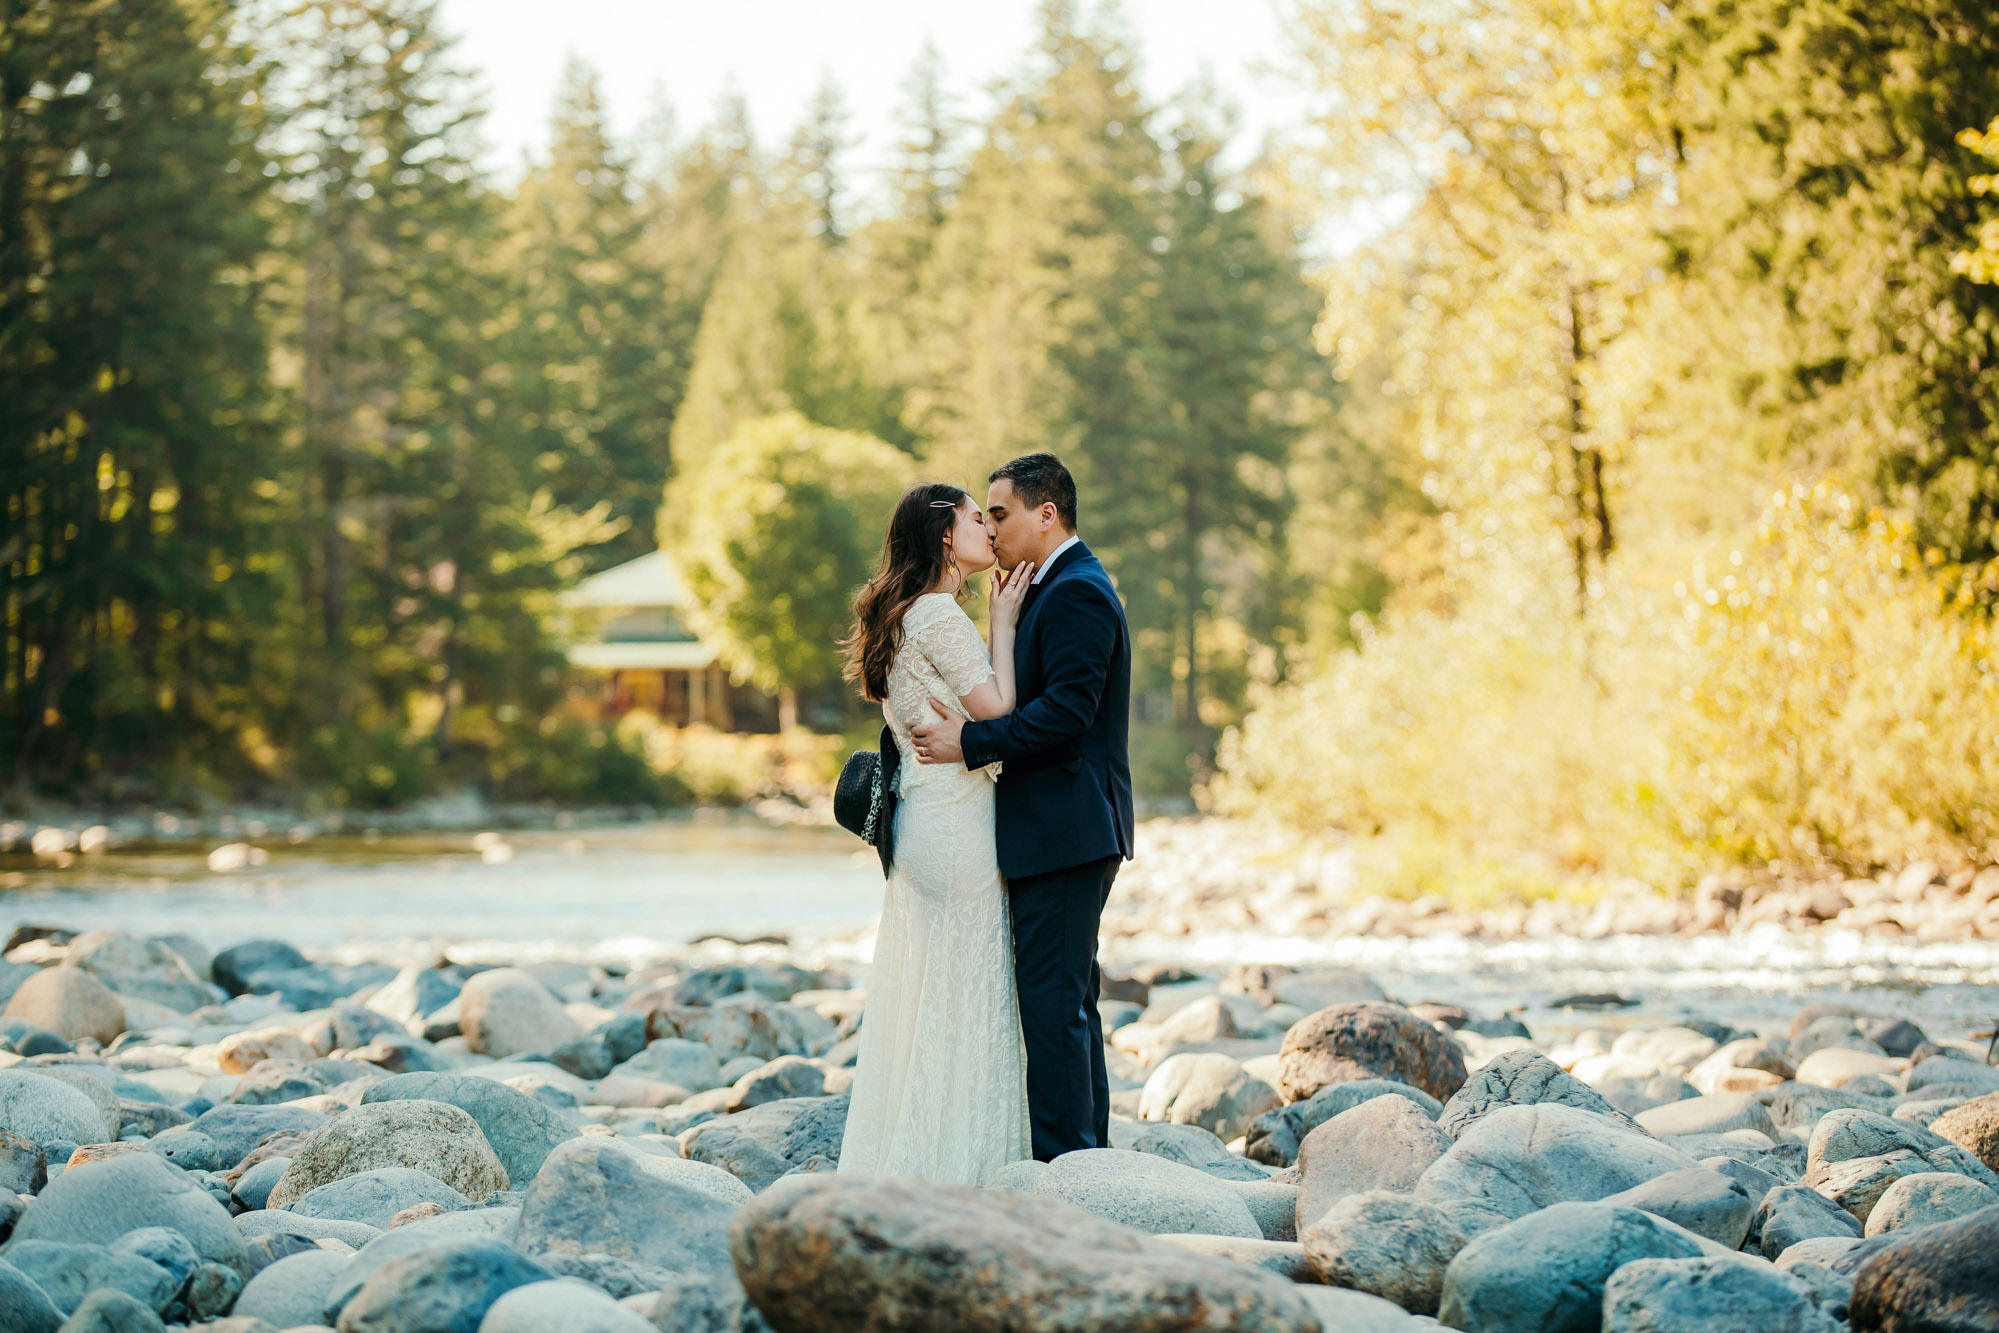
[[990, 560, 1035, 632]]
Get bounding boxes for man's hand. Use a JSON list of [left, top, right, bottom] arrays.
[[911, 698, 967, 765]]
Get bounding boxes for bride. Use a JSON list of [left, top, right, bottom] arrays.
[[835, 482, 1036, 1184]]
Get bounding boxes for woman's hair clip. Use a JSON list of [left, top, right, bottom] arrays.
[[929, 500, 959, 508]]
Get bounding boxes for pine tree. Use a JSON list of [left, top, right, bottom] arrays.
[[0, 0, 275, 790]]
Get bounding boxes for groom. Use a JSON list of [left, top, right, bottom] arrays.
[[912, 452, 1135, 1161]]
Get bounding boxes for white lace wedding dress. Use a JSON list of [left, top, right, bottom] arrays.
[[837, 592, 1031, 1184]]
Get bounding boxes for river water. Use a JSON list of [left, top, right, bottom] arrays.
[[3, 816, 1996, 1041]]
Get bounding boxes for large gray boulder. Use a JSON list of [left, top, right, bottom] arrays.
[[1751, 1183, 1863, 1258], [478, 1277, 658, 1332], [1603, 1167, 1758, 1248], [1244, 1079, 1441, 1167], [65, 931, 221, 1012], [614, 1037, 723, 1093], [192, 1104, 328, 1167], [1033, 1148, 1262, 1239], [48, 1287, 165, 1332], [267, 1098, 507, 1209], [1602, 1255, 1836, 1333], [458, 968, 579, 1058], [285, 1166, 470, 1229], [2, 967, 124, 1045], [1300, 1189, 1500, 1316], [1808, 1108, 1999, 1188], [232, 1248, 349, 1327], [1438, 1050, 1639, 1139], [0, 1069, 114, 1145], [1415, 1102, 1702, 1221], [1437, 1200, 1717, 1333], [1275, 1002, 1468, 1104], [730, 1174, 1320, 1332], [19, 1066, 121, 1141], [360, 1072, 577, 1186], [334, 1237, 551, 1333], [5, 1151, 249, 1277], [1862, 1170, 1999, 1235], [1295, 1094, 1451, 1232], [1138, 1053, 1281, 1144], [509, 1136, 742, 1299]]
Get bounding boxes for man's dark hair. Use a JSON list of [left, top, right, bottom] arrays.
[[989, 453, 1078, 530]]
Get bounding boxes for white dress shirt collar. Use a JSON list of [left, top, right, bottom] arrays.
[[1032, 535, 1081, 584]]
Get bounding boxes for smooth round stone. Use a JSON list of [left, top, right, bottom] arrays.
[[232, 1155, 292, 1211], [1794, 1048, 1903, 1089], [266, 1098, 507, 1209], [2, 967, 125, 1045], [8, 1150, 249, 1278], [985, 1159, 1047, 1192], [1636, 1093, 1779, 1139], [1931, 1093, 1999, 1171], [235, 1208, 384, 1250], [1033, 1148, 1262, 1239], [1863, 1170, 1999, 1235], [1437, 1050, 1638, 1140], [1439, 1201, 1714, 1333], [478, 1276, 658, 1332], [615, 1038, 723, 1094], [285, 1166, 470, 1229], [1138, 1052, 1280, 1144], [232, 1247, 348, 1326], [190, 1104, 328, 1169], [318, 1206, 519, 1314], [458, 969, 580, 1059], [359, 1072, 577, 1187], [336, 1237, 551, 1332], [1603, 1254, 1833, 1333], [0, 1069, 115, 1145], [1295, 1094, 1450, 1232], [1415, 1103, 1702, 1221]]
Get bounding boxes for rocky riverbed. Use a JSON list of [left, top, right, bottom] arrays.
[[0, 923, 1992, 1331]]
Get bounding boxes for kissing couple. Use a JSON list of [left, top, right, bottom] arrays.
[[834, 452, 1135, 1184]]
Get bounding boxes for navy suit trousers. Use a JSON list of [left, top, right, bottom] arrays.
[[1009, 854, 1120, 1161]]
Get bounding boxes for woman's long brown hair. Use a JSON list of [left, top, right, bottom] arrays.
[[844, 483, 974, 702]]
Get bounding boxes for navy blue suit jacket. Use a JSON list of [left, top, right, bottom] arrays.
[[960, 541, 1134, 880]]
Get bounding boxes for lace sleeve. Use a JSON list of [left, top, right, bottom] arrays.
[[909, 596, 996, 698]]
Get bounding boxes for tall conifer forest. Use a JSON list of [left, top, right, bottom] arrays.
[[6, 0, 1999, 891]]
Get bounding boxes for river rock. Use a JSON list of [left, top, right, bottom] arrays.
[[1805, 1150, 1927, 1224], [509, 1136, 742, 1298], [1155, 1234, 1314, 1281], [1752, 1183, 1863, 1257], [1438, 1050, 1638, 1139], [234, 1208, 383, 1251], [1861, 1170, 1999, 1235], [1848, 1203, 1999, 1332], [727, 1054, 824, 1109], [1637, 1092, 1779, 1139], [0, 1128, 46, 1193], [1807, 1108, 1999, 1187], [210, 941, 308, 997], [1437, 1200, 1715, 1333], [1276, 1003, 1468, 1104], [730, 1173, 1320, 1331], [224, 1059, 327, 1106], [231, 1248, 347, 1326], [0, 1069, 115, 1145], [1773, 1236, 1860, 1311], [1906, 1057, 1999, 1095], [1245, 1080, 1441, 1167], [267, 1099, 507, 1209], [334, 1236, 551, 1333], [479, 1276, 657, 1332], [683, 1125, 792, 1191], [7, 1150, 250, 1276], [4, 1238, 177, 1316], [1034, 1148, 1262, 1238], [1602, 1254, 1835, 1333], [1795, 1047, 1903, 1089], [1295, 1095, 1451, 1232], [1603, 1166, 1757, 1247], [316, 1206, 514, 1312], [1139, 1053, 1281, 1143], [1414, 1103, 1702, 1220], [1111, 1118, 1262, 1180], [773, 1095, 849, 1167], [191, 1104, 328, 1168], [25, 1067, 122, 1141], [50, 1287, 165, 1332], [145, 1128, 223, 1173], [65, 932, 220, 1013], [1929, 1092, 1999, 1171], [3, 967, 125, 1045], [1766, 1083, 1890, 1132], [285, 1166, 470, 1229], [231, 1156, 290, 1211], [0, 1258, 63, 1331], [615, 1037, 723, 1093], [1689, 1039, 1797, 1094], [1300, 1190, 1493, 1315], [360, 1072, 576, 1186], [458, 969, 580, 1059]]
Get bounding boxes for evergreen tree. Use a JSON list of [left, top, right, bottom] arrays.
[[506, 59, 684, 573], [0, 0, 275, 790]]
